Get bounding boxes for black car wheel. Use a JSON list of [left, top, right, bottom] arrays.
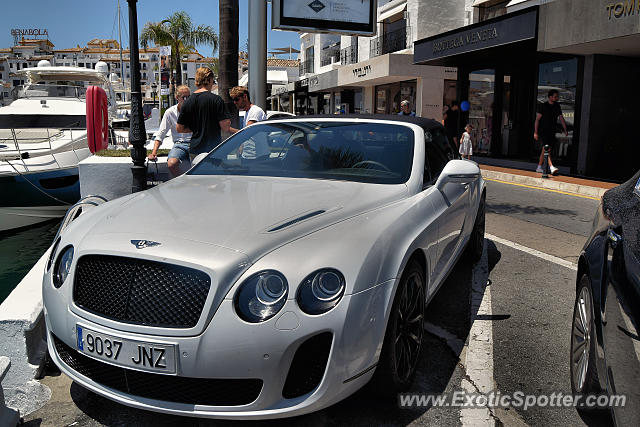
[[465, 192, 486, 262], [570, 274, 601, 402], [371, 259, 425, 394]]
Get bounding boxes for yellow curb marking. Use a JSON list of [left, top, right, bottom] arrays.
[[484, 177, 602, 200]]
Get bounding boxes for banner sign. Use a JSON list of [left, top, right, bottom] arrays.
[[272, 0, 376, 36]]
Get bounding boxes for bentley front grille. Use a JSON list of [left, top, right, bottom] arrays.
[[73, 255, 211, 328]]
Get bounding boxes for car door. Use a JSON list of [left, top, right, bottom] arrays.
[[426, 128, 469, 293], [603, 227, 640, 425]]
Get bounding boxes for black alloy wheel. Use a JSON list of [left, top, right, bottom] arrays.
[[371, 259, 425, 393], [570, 274, 602, 408]]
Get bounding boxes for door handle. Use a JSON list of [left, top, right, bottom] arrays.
[[608, 228, 622, 249]]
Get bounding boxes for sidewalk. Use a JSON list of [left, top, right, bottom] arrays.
[[478, 164, 618, 199]]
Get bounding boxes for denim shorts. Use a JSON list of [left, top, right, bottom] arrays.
[[168, 142, 191, 162]]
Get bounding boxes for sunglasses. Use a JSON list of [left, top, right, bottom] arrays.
[[179, 95, 190, 100], [232, 93, 246, 102]]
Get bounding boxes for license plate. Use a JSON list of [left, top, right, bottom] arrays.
[[76, 325, 176, 374]]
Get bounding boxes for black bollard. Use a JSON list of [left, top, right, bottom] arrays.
[[541, 144, 550, 179]]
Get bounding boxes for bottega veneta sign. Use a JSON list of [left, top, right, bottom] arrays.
[[433, 27, 499, 54], [414, 9, 537, 64]]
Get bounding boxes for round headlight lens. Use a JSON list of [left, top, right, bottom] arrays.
[[53, 246, 74, 288], [235, 270, 288, 323], [297, 269, 345, 315]]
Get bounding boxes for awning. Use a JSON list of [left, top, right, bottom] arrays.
[[238, 70, 289, 86], [378, 3, 406, 22]]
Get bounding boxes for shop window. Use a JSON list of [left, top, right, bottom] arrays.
[[375, 80, 416, 115], [468, 69, 495, 155], [536, 58, 578, 166]]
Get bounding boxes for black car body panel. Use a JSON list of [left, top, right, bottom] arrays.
[[577, 170, 640, 424]]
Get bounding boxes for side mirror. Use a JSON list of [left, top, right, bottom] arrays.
[[191, 152, 208, 167], [436, 159, 480, 191]]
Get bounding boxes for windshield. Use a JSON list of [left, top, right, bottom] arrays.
[[189, 121, 415, 184], [16, 83, 88, 100]]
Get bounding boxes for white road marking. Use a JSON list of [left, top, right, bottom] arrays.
[[461, 243, 496, 427], [486, 233, 578, 271]]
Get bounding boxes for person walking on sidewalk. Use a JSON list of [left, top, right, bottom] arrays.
[[534, 89, 567, 175], [459, 124, 473, 160], [176, 67, 231, 159], [147, 85, 192, 177]]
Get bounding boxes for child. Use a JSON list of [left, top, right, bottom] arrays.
[[459, 124, 473, 159]]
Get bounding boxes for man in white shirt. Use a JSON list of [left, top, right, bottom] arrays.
[[229, 86, 269, 160], [148, 85, 192, 177]]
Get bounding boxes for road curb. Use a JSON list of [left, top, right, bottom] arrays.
[[481, 169, 609, 199]]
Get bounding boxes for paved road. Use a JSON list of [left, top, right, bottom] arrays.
[[23, 179, 616, 426]]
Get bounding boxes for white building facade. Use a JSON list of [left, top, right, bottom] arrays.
[[282, 0, 475, 120]]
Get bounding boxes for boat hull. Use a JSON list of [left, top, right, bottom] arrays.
[[0, 205, 69, 232], [0, 168, 80, 231]]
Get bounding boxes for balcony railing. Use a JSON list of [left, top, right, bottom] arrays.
[[370, 26, 411, 58], [299, 58, 314, 75], [340, 45, 359, 65], [321, 50, 340, 67]]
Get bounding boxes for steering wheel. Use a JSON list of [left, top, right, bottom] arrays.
[[352, 160, 392, 172]]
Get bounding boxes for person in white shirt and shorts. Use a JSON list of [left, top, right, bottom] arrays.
[[459, 124, 473, 160], [148, 85, 192, 177]]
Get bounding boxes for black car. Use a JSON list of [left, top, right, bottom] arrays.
[[571, 169, 640, 425]]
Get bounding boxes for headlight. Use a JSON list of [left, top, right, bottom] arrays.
[[46, 237, 61, 272], [234, 270, 288, 323], [53, 246, 74, 288], [297, 269, 345, 315]]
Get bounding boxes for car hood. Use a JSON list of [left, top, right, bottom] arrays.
[[87, 175, 408, 262]]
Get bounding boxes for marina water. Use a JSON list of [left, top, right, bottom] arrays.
[[0, 220, 59, 304]]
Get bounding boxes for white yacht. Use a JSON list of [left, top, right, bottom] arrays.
[[0, 61, 116, 232]]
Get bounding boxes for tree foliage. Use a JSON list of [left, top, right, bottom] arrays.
[[140, 11, 218, 87]]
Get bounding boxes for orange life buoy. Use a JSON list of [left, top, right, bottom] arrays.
[[86, 86, 109, 153]]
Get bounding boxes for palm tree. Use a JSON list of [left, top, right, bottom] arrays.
[[140, 11, 218, 89], [219, 0, 239, 128]]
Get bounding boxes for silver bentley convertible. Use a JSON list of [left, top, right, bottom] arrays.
[[43, 115, 486, 419]]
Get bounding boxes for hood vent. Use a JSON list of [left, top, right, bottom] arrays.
[[267, 210, 326, 232]]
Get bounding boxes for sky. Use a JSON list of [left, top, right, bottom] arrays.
[[2, 0, 300, 58]]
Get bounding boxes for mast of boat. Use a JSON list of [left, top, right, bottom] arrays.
[[117, 0, 126, 102]]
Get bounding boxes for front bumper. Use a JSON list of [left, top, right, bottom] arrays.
[[44, 280, 394, 419]]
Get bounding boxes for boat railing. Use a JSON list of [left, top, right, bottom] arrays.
[[0, 127, 89, 170]]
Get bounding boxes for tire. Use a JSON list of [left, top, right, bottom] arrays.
[[465, 192, 486, 263], [370, 259, 425, 395], [570, 274, 602, 409]]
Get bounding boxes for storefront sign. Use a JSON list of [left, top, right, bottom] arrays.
[[414, 9, 537, 64], [272, 0, 377, 36], [308, 70, 338, 92], [606, 1, 640, 19], [352, 65, 372, 78]]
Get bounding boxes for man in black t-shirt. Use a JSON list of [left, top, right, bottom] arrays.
[[443, 101, 460, 147], [177, 67, 231, 158], [534, 89, 567, 175]]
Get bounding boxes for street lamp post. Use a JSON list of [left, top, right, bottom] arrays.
[[127, 0, 147, 193]]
